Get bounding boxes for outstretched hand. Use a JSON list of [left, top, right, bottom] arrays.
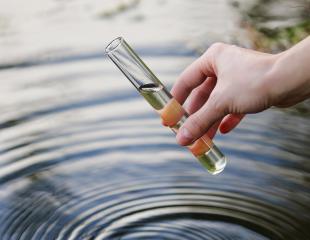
[[172, 37, 310, 146]]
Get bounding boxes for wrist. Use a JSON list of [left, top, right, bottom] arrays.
[[265, 38, 310, 107], [258, 53, 284, 107]]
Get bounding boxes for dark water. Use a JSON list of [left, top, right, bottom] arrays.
[[0, 0, 310, 238], [0, 46, 309, 240]]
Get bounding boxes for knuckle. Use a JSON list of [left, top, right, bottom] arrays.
[[208, 92, 227, 114], [188, 114, 205, 135], [208, 42, 226, 54], [202, 42, 228, 72], [193, 87, 207, 99]]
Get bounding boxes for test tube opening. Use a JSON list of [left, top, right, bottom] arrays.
[[105, 37, 227, 174], [105, 37, 123, 54], [105, 36, 161, 90]]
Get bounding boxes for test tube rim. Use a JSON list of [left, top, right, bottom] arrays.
[[105, 36, 124, 54]]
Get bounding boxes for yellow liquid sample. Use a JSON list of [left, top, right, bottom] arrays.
[[139, 83, 226, 174]]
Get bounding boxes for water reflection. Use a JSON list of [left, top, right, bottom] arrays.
[[0, 0, 309, 239]]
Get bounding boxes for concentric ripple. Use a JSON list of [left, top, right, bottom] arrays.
[[0, 173, 309, 240], [0, 44, 310, 239]]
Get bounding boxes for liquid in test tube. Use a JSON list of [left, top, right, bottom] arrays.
[[105, 37, 226, 174]]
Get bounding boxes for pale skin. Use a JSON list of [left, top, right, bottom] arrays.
[[172, 36, 310, 146]]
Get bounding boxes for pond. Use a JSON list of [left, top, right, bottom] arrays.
[[0, 0, 309, 239]]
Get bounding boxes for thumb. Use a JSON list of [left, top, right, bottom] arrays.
[[176, 91, 227, 146]]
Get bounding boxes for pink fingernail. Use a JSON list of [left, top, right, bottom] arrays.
[[177, 127, 193, 145], [182, 127, 192, 139]]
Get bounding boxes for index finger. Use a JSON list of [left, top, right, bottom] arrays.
[[171, 53, 216, 104]]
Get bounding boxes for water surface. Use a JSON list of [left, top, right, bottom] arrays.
[[0, 0, 309, 239]]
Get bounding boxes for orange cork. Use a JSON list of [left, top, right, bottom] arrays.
[[189, 135, 213, 156], [160, 98, 185, 127]]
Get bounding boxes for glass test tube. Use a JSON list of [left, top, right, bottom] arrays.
[[105, 37, 226, 174]]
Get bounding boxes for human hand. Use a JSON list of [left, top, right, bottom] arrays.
[[172, 37, 310, 146]]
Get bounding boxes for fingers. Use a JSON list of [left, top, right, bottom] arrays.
[[219, 114, 245, 134], [171, 54, 216, 105], [206, 119, 221, 139], [185, 77, 217, 114], [173, 43, 228, 145], [177, 77, 219, 143], [176, 90, 228, 146]]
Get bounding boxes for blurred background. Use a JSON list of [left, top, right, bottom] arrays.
[[0, 0, 309, 239]]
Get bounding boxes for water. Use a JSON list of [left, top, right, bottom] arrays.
[[139, 83, 226, 174], [0, 0, 310, 239]]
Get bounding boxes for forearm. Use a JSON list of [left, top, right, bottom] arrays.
[[268, 36, 310, 106], [173, 37, 310, 144]]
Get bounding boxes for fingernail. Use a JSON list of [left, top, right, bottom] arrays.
[[177, 127, 193, 145]]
